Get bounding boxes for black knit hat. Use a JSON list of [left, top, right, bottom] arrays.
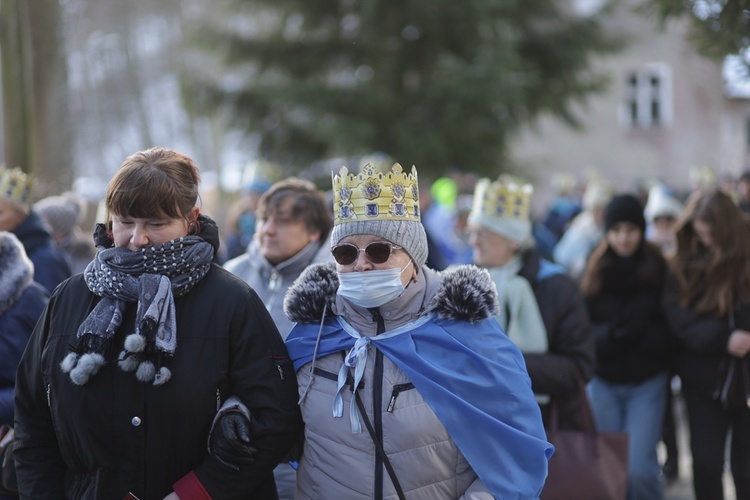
[[604, 194, 646, 232]]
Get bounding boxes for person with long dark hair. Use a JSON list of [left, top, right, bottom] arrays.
[[580, 194, 675, 499], [662, 188, 750, 500]]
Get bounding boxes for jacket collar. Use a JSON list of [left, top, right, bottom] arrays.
[[284, 263, 499, 326]]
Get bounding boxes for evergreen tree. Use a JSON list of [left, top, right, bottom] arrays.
[[640, 0, 750, 65], [184, 0, 621, 177]]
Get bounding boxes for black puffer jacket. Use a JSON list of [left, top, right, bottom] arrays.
[[518, 249, 595, 430], [585, 245, 676, 384], [14, 225, 302, 499], [663, 279, 750, 400]]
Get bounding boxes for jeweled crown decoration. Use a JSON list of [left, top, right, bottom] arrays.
[[333, 163, 420, 224], [473, 175, 533, 221], [0, 166, 34, 205]]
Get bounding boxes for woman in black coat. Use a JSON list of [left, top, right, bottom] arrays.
[[580, 194, 675, 500], [662, 188, 750, 500], [14, 147, 302, 499]]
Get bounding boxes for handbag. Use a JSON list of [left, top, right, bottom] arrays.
[[0, 425, 17, 497], [540, 370, 629, 500]]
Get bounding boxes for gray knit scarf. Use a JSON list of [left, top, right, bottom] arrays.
[[61, 233, 214, 386]]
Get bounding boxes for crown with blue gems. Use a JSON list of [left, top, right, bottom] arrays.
[[472, 175, 533, 221], [0, 165, 34, 206], [332, 163, 420, 224]]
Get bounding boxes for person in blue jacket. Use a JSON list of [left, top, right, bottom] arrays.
[[0, 231, 48, 427]]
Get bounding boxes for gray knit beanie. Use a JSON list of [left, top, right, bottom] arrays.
[[331, 162, 428, 268], [35, 195, 80, 236], [332, 219, 428, 268]]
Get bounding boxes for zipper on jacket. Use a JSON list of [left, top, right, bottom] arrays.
[[216, 388, 221, 411], [47, 384, 51, 407], [387, 383, 415, 413], [268, 269, 280, 292], [265, 270, 281, 312], [370, 308, 386, 500], [313, 367, 364, 389], [277, 364, 285, 380]]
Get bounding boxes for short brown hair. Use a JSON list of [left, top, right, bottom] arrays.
[[106, 147, 200, 221], [257, 178, 332, 238]]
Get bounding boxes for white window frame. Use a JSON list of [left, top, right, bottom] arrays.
[[620, 63, 673, 128]]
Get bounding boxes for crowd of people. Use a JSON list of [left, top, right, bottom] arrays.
[[2, 152, 750, 499]]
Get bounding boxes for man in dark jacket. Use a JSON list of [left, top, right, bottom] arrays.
[[0, 166, 71, 292]]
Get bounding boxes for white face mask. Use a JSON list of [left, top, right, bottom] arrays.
[[337, 261, 413, 308]]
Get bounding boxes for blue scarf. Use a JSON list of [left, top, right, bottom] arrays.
[[286, 314, 553, 499]]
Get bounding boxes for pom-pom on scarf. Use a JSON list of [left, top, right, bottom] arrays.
[[61, 223, 214, 386]]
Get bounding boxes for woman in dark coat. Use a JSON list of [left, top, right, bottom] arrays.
[[467, 176, 595, 432], [13, 147, 302, 499], [580, 194, 675, 500], [662, 188, 750, 500]]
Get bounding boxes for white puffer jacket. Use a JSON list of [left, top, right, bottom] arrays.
[[284, 264, 503, 499]]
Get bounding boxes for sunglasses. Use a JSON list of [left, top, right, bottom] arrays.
[[331, 241, 403, 265]]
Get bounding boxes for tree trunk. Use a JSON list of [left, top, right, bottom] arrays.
[[27, 0, 73, 198], [0, 0, 32, 173], [1, 0, 72, 198]]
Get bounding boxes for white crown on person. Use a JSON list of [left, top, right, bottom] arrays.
[[472, 175, 533, 221], [0, 166, 34, 206], [332, 163, 420, 224]]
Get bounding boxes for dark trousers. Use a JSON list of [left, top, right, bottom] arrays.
[[682, 387, 750, 500]]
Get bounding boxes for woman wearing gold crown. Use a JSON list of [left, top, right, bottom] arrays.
[[466, 176, 594, 435], [211, 163, 552, 499]]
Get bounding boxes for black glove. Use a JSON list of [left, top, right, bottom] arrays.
[[210, 410, 258, 471]]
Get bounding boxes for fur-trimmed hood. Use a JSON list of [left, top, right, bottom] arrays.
[[284, 263, 499, 324], [0, 231, 34, 315]]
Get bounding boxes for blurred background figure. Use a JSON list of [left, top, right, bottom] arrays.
[[580, 194, 675, 500], [644, 184, 684, 256], [541, 172, 582, 246], [0, 231, 49, 429], [224, 177, 272, 261], [662, 189, 750, 500], [467, 175, 595, 436], [688, 165, 717, 194], [417, 178, 449, 271], [34, 192, 96, 275], [422, 176, 472, 267], [553, 176, 614, 280], [643, 183, 685, 484], [737, 170, 750, 214], [0, 166, 70, 292]]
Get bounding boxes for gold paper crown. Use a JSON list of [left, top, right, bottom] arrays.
[[472, 175, 533, 221], [0, 166, 34, 206], [332, 163, 420, 224]]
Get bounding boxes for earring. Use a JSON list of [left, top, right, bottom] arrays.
[[187, 219, 200, 236]]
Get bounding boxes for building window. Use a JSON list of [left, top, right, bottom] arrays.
[[621, 63, 673, 128]]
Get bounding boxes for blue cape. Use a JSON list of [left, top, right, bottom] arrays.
[[286, 314, 553, 499]]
